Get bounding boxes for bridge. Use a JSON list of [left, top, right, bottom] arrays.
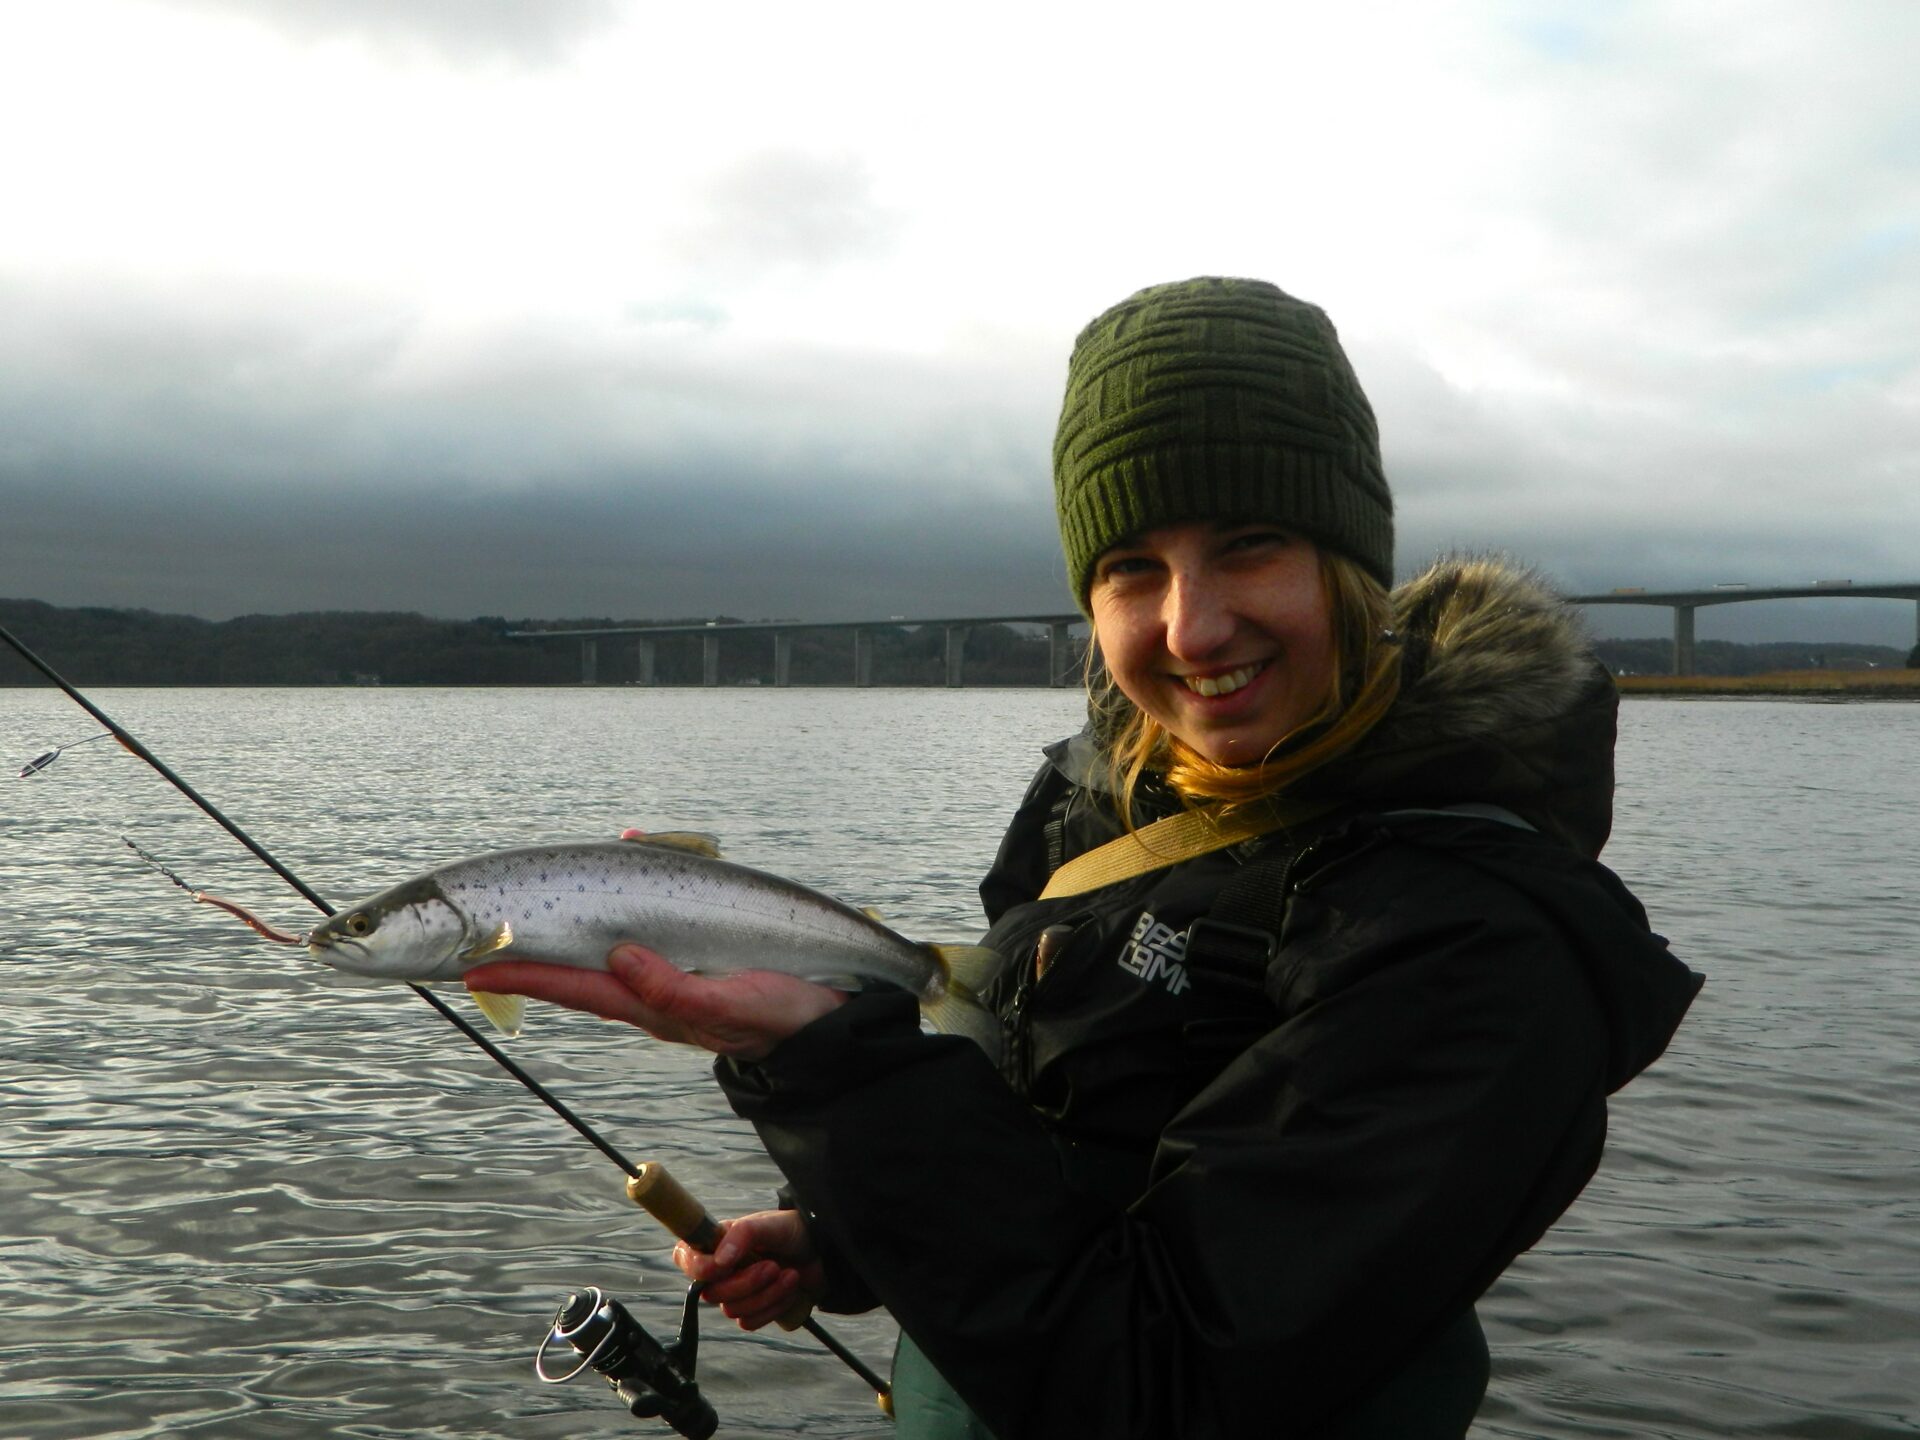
[[511, 581, 1920, 685], [508, 614, 1089, 688], [1565, 581, 1920, 675]]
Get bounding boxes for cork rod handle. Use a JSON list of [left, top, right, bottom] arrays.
[[626, 1162, 813, 1331]]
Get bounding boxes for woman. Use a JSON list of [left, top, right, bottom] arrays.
[[469, 277, 1702, 1437]]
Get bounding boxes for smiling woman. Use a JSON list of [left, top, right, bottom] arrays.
[[1083, 526, 1406, 814], [1087, 523, 1337, 767], [468, 276, 1703, 1440]]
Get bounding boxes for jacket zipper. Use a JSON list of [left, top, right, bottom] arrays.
[[1004, 922, 1078, 1092]]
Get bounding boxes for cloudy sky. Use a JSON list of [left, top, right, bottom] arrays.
[[3, 1, 1916, 643]]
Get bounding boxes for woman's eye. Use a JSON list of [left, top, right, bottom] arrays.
[[1098, 554, 1157, 581], [1226, 529, 1292, 552]]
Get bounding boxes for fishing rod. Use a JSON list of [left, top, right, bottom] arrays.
[[0, 620, 891, 1425]]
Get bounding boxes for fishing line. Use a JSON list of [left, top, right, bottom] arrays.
[[3, 623, 641, 1171], [23, 734, 201, 889], [3, 620, 889, 1406], [24, 739, 303, 939]]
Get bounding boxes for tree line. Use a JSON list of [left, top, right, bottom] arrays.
[[0, 600, 1077, 687], [1595, 636, 1913, 677]]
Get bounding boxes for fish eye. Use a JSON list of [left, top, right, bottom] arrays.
[[346, 913, 374, 937]]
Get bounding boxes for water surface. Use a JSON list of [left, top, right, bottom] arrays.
[[2, 688, 1915, 1437]]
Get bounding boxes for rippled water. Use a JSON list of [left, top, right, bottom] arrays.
[[2, 688, 1915, 1438]]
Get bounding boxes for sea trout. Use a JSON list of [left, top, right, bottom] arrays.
[[303, 833, 1007, 1054]]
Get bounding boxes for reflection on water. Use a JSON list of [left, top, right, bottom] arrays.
[[2, 688, 1917, 1438]]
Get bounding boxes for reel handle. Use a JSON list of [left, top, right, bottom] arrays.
[[626, 1162, 814, 1331]]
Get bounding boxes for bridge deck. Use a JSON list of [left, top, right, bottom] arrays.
[[511, 584, 1920, 681]]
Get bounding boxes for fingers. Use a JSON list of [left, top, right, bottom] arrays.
[[685, 1254, 791, 1306], [464, 948, 699, 1043], [467, 946, 847, 1060], [606, 944, 701, 1013], [715, 1265, 805, 1330], [462, 959, 646, 1025], [670, 1209, 820, 1326], [713, 1209, 815, 1268], [602, 947, 738, 1049], [671, 1238, 712, 1283], [608, 946, 851, 1048], [669, 1213, 779, 1277], [671, 1240, 808, 1332]]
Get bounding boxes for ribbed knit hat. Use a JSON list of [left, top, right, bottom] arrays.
[[1053, 276, 1394, 603]]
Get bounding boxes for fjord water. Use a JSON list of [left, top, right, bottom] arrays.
[[1, 687, 1915, 1439]]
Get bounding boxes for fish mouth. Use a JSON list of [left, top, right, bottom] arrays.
[[307, 933, 371, 962], [1181, 661, 1268, 698]]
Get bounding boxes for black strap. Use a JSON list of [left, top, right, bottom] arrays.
[[1181, 801, 1531, 984], [1183, 812, 1353, 983], [1043, 790, 1071, 877]]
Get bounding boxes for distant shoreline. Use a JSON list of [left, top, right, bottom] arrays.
[[5, 598, 1915, 692], [1616, 670, 1920, 697]]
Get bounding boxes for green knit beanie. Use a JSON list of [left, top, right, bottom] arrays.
[[1053, 276, 1394, 603]]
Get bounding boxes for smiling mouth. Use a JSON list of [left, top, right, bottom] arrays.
[[1183, 661, 1267, 698]]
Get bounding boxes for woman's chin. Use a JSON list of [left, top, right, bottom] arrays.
[[1177, 721, 1283, 769], [1168, 692, 1303, 767]]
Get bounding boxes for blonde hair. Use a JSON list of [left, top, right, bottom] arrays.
[[1088, 549, 1401, 819]]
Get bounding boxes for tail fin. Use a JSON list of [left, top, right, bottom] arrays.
[[923, 944, 1010, 1063]]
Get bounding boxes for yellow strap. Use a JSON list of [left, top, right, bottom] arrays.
[[1037, 799, 1334, 901]]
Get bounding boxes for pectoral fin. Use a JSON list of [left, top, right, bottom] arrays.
[[468, 990, 526, 1037], [458, 920, 514, 963]]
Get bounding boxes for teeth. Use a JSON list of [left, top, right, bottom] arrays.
[[1186, 664, 1263, 698]]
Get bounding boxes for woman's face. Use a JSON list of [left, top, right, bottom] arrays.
[[1088, 521, 1337, 768]]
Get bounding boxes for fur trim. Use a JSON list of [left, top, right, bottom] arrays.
[[1317, 553, 1617, 852], [1372, 555, 1597, 750], [1058, 552, 1617, 849]]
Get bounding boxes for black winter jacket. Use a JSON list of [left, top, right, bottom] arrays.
[[717, 560, 1703, 1438]]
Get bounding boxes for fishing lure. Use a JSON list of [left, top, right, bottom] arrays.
[[22, 731, 312, 943]]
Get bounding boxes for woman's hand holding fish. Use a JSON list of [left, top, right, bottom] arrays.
[[463, 944, 846, 1062], [672, 1209, 825, 1331]]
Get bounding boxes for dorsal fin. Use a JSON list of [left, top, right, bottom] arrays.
[[623, 831, 723, 858]]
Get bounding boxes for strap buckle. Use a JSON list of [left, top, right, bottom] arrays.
[[1182, 918, 1277, 982]]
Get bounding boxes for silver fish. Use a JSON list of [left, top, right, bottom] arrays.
[[305, 833, 1007, 1053]]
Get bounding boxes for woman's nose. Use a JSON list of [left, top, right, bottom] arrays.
[[1163, 569, 1235, 658]]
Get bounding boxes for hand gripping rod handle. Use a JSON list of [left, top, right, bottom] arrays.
[[626, 1163, 811, 1330], [626, 1164, 894, 1411]]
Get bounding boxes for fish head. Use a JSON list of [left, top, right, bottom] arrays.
[[306, 877, 466, 980]]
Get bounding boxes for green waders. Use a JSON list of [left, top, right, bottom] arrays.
[[890, 1333, 995, 1439], [888, 1307, 1486, 1439]]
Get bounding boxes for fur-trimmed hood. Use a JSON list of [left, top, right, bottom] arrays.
[[1052, 556, 1620, 857], [1298, 556, 1618, 855]]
